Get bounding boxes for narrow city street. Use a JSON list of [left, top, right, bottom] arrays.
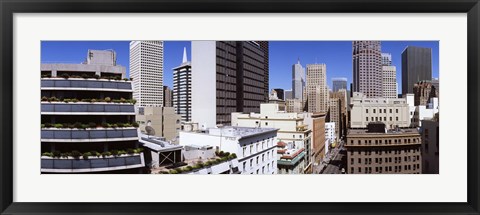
[[319, 141, 347, 174]]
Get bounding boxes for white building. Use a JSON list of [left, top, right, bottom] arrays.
[[405, 94, 439, 127], [179, 126, 278, 174], [231, 103, 312, 173], [382, 65, 398, 99], [325, 122, 336, 154], [350, 92, 410, 129], [130, 41, 164, 108]]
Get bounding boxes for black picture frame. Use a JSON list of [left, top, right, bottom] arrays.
[[1, 0, 479, 214]]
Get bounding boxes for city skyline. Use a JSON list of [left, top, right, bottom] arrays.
[[41, 41, 439, 93]]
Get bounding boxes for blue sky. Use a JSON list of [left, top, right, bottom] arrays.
[[41, 41, 439, 92]]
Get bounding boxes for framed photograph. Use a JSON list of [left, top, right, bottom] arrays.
[[1, 0, 479, 214]]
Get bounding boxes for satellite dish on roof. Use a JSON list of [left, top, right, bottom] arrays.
[[145, 126, 156, 136]]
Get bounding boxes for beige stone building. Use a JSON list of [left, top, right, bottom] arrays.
[[136, 106, 181, 143], [421, 116, 439, 174], [382, 65, 398, 99], [413, 81, 438, 106], [306, 64, 328, 113], [286, 98, 303, 113], [350, 92, 410, 129], [303, 112, 327, 166], [346, 123, 422, 174], [329, 98, 341, 140], [231, 104, 313, 173], [329, 89, 348, 138]]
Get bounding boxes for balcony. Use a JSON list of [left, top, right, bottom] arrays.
[[41, 153, 145, 173], [41, 78, 132, 92], [41, 102, 134, 114], [41, 128, 138, 142]]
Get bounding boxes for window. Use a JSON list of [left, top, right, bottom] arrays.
[[366, 117, 368, 121], [265, 122, 268, 126], [358, 158, 361, 164], [396, 109, 398, 113], [250, 159, 253, 167], [358, 167, 361, 173], [390, 109, 392, 113], [351, 158, 354, 165], [373, 109, 376, 113], [243, 162, 246, 171], [396, 117, 399, 121]]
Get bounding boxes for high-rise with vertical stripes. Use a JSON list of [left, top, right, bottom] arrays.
[[352, 41, 382, 98], [173, 47, 192, 122], [129, 41, 164, 108]]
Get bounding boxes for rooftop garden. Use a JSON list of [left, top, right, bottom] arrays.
[[41, 96, 136, 104], [41, 148, 144, 160], [157, 151, 237, 174], [41, 73, 133, 81], [41, 121, 139, 129]]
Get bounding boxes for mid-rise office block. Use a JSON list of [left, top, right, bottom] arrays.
[[41, 50, 145, 173], [180, 126, 278, 174], [285, 89, 293, 100], [303, 112, 327, 166], [330, 89, 348, 138], [306, 63, 328, 113], [352, 41, 382, 98], [136, 106, 181, 143], [130, 41, 164, 107], [350, 92, 410, 129], [163, 86, 173, 107], [382, 66, 398, 99], [332, 77, 347, 92], [173, 47, 192, 122], [401, 46, 432, 95], [346, 123, 422, 174], [292, 59, 305, 100], [421, 116, 439, 174], [286, 98, 303, 113], [191, 41, 269, 129], [329, 98, 341, 140]]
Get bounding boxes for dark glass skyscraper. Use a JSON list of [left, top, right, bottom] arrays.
[[401, 46, 432, 95], [332, 77, 347, 92]]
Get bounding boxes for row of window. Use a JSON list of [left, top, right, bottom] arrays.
[[349, 148, 421, 155], [351, 163, 420, 174], [349, 138, 421, 146], [351, 155, 420, 165]]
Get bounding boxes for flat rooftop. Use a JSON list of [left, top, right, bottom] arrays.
[[138, 133, 182, 152], [206, 126, 278, 138], [348, 128, 420, 136]]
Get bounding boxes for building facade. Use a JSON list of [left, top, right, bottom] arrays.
[[413, 81, 438, 106], [346, 123, 422, 174], [231, 104, 313, 173], [421, 116, 439, 174], [401, 46, 432, 95], [292, 59, 305, 100], [163, 86, 173, 107], [306, 63, 328, 113], [303, 112, 327, 167], [332, 77, 347, 92], [350, 92, 410, 129], [172, 47, 192, 122], [179, 126, 278, 174], [382, 65, 398, 99], [41, 50, 145, 173], [381, 53, 392, 66], [191, 41, 269, 128], [352, 41, 383, 98], [329, 97, 341, 140], [284, 89, 293, 100], [129, 41, 164, 107], [272, 88, 285, 100], [286, 98, 303, 113], [136, 106, 181, 143]]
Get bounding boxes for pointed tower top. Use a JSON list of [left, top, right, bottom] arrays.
[[297, 57, 300, 65], [182, 47, 187, 63]]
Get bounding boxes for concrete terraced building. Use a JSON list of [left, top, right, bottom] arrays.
[[40, 49, 145, 173]]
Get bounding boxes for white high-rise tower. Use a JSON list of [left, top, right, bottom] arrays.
[[292, 59, 305, 101], [129, 41, 164, 107]]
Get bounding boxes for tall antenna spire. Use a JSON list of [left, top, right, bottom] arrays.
[[297, 57, 300, 65], [182, 47, 187, 63]]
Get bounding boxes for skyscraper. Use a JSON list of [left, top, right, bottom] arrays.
[[332, 77, 347, 92], [352, 41, 382, 98], [292, 59, 305, 100], [306, 63, 328, 113], [129, 41, 164, 107], [382, 66, 398, 98], [381, 53, 392, 66], [173, 47, 192, 122], [192, 41, 269, 129], [401, 46, 432, 95]]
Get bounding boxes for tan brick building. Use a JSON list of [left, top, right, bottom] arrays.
[[346, 123, 422, 174]]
